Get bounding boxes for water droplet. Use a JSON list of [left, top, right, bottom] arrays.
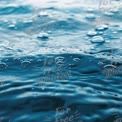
[[111, 8, 119, 13], [87, 30, 97, 36], [98, 62, 104, 66], [38, 11, 49, 17], [117, 28, 122, 32], [91, 36, 105, 43], [21, 60, 31, 67], [104, 64, 116, 69], [23, 19, 33, 24], [37, 32, 49, 40], [13, 57, 20, 61], [8, 24, 16, 29], [95, 24, 108, 31], [73, 58, 80, 62], [104, 12, 114, 17], [86, 8, 95, 12], [55, 56, 65, 65], [86, 14, 96, 20]]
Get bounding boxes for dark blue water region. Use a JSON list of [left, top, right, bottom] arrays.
[[0, 54, 122, 122]]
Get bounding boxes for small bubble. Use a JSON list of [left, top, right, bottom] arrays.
[[8, 24, 16, 29], [98, 62, 104, 66], [21, 60, 31, 67], [73, 58, 80, 62], [104, 12, 114, 17], [95, 24, 108, 31], [91, 36, 105, 43], [23, 19, 33, 24], [37, 32, 49, 40], [38, 11, 49, 17], [55, 56, 65, 65], [87, 30, 97, 36], [104, 64, 116, 69], [86, 8, 95, 12], [111, 8, 119, 13], [85, 14, 96, 20]]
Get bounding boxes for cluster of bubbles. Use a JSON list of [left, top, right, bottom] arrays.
[[24, 10, 59, 36], [98, 49, 122, 79], [86, 0, 122, 79], [86, 0, 122, 32], [0, 56, 81, 69]]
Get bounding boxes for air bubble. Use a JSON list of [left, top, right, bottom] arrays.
[[23, 19, 33, 24], [95, 24, 108, 31], [37, 32, 49, 40], [8, 24, 16, 29], [55, 56, 65, 65], [86, 8, 95, 12], [111, 8, 119, 13], [85, 14, 96, 20], [98, 62, 104, 66], [87, 30, 97, 36], [38, 11, 49, 17], [73, 58, 80, 62], [104, 64, 116, 69], [91, 36, 105, 43], [21, 60, 31, 67], [104, 12, 114, 17]]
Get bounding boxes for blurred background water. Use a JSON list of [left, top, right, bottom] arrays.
[[0, 0, 122, 122]]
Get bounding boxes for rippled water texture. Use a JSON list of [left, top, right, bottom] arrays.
[[0, 0, 122, 122]]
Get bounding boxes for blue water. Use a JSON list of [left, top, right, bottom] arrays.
[[0, 0, 122, 122]]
